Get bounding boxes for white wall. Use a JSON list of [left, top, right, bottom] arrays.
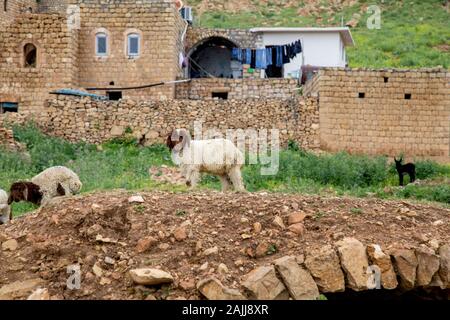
[[260, 32, 346, 78]]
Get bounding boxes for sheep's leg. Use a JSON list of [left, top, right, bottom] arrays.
[[228, 167, 246, 192], [0, 215, 8, 225], [40, 197, 49, 207], [186, 170, 201, 189], [0, 206, 10, 224], [219, 175, 232, 192]]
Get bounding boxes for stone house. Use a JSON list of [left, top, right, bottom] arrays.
[[1, 1, 448, 159], [0, 0, 355, 116], [0, 0, 186, 116]]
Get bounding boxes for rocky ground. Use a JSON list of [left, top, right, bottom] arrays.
[[0, 190, 449, 300]]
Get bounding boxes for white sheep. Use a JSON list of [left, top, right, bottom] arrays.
[[8, 166, 82, 206], [166, 129, 246, 192], [0, 189, 11, 225]]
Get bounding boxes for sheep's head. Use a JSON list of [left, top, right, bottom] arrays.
[[166, 129, 191, 152], [69, 179, 83, 194], [8, 181, 43, 206]]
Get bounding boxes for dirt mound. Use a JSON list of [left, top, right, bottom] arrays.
[[1, 191, 449, 300]]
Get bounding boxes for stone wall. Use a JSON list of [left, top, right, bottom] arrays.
[[35, 0, 70, 13], [0, 0, 187, 116], [0, 0, 37, 27], [176, 78, 299, 100], [76, 0, 185, 101], [0, 126, 23, 151], [0, 14, 79, 116], [44, 94, 320, 149], [186, 27, 262, 52], [186, 27, 264, 79], [312, 68, 450, 157], [303, 71, 320, 97]]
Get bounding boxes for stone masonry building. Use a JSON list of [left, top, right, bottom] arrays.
[[0, 0, 188, 115], [0, 0, 296, 116], [0, 1, 449, 159]]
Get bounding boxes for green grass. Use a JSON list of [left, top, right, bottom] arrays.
[[192, 0, 450, 69], [1, 124, 449, 217]]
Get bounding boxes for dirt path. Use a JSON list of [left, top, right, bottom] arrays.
[[1, 191, 449, 300]]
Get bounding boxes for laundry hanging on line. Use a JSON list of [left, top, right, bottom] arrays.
[[231, 39, 302, 69]]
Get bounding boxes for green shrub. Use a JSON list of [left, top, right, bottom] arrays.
[[415, 160, 450, 180], [244, 151, 388, 190], [1, 124, 449, 218], [388, 159, 450, 180], [394, 184, 450, 204], [12, 123, 95, 173]]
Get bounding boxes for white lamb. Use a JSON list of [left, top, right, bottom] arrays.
[[0, 189, 11, 225], [8, 166, 82, 206], [166, 129, 246, 192]]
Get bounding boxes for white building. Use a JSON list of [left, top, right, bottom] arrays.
[[250, 27, 355, 78]]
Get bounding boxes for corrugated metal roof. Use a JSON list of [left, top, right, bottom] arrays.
[[51, 89, 108, 100]]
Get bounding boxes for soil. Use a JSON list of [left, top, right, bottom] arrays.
[[0, 190, 449, 300]]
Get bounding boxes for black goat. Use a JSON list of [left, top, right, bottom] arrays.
[[394, 157, 416, 186]]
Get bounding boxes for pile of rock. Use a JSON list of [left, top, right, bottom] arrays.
[[125, 237, 449, 300], [194, 238, 450, 300], [0, 126, 24, 152]]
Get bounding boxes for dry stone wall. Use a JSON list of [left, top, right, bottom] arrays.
[[312, 68, 450, 157], [206, 238, 450, 300], [176, 78, 299, 100], [303, 71, 320, 97], [35, 0, 70, 13], [186, 27, 262, 52], [44, 94, 320, 149], [0, 0, 37, 27]]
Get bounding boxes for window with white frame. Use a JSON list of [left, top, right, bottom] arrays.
[[95, 32, 108, 56], [127, 33, 140, 57]]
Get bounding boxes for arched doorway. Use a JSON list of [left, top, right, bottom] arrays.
[[23, 43, 37, 68], [189, 37, 241, 79]]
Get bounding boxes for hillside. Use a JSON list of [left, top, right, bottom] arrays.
[[1, 190, 449, 300], [188, 0, 450, 68]]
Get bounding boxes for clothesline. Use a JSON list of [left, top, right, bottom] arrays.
[[231, 39, 303, 70]]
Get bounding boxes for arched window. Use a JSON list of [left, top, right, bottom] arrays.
[[95, 32, 108, 56], [24, 43, 37, 68], [127, 33, 140, 57]]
